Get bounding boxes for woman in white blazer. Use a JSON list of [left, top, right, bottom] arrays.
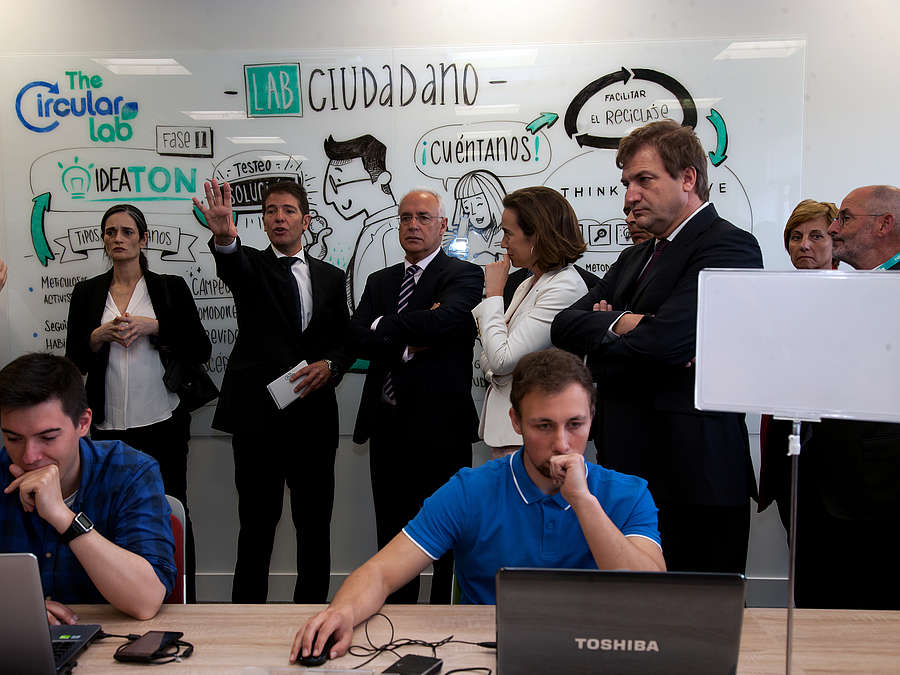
[[472, 186, 588, 456]]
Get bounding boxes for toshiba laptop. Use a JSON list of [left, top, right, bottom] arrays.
[[0, 553, 101, 674], [496, 568, 746, 675]]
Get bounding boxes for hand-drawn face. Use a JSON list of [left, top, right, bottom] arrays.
[[621, 145, 691, 238], [323, 157, 374, 220], [0, 398, 90, 497], [509, 383, 591, 487], [500, 208, 536, 270], [263, 191, 310, 256], [461, 193, 491, 230], [788, 218, 834, 270], [103, 211, 147, 264], [398, 191, 446, 263]]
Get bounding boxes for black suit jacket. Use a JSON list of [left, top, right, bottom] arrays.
[[350, 249, 483, 444], [503, 265, 601, 310], [209, 238, 351, 436], [66, 268, 211, 426], [552, 204, 763, 506]]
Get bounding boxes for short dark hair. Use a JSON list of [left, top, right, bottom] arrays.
[[510, 348, 596, 416], [0, 353, 89, 426], [99, 203, 150, 272], [324, 134, 392, 196], [502, 186, 586, 271], [261, 181, 309, 216], [616, 120, 710, 201]]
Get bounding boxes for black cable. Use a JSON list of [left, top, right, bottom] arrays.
[[345, 613, 495, 670], [445, 669, 492, 675], [94, 631, 142, 641]]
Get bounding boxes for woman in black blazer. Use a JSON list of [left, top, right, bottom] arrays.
[[66, 204, 211, 602]]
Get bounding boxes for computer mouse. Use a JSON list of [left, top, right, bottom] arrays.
[[297, 632, 337, 667]]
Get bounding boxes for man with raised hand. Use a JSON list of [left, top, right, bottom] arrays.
[[195, 179, 351, 604]]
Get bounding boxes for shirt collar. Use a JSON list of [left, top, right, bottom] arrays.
[[509, 448, 583, 510], [405, 246, 440, 272], [272, 246, 306, 263], [662, 201, 709, 244]]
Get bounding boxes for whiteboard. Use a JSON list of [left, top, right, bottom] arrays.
[[695, 270, 900, 423], [0, 40, 805, 432]]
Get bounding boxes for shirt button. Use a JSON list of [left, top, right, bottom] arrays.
[[45, 552, 52, 558], [546, 521, 555, 531]]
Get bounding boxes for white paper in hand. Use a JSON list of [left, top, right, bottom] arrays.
[[267, 360, 308, 410]]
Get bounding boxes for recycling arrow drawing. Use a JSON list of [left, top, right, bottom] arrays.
[[564, 67, 697, 149]]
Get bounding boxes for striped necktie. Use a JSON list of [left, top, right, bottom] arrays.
[[636, 238, 668, 285], [382, 264, 420, 404]]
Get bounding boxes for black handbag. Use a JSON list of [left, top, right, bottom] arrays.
[[156, 277, 219, 412], [161, 352, 219, 412]]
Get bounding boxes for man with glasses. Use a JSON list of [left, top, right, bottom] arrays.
[[828, 184, 900, 270], [323, 134, 404, 310], [349, 189, 482, 604]]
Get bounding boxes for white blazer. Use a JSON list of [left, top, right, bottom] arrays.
[[472, 264, 588, 447]]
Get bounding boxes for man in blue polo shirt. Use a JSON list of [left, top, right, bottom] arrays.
[[0, 353, 175, 623], [291, 347, 665, 663]]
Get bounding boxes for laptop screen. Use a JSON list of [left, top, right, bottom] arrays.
[[496, 568, 746, 675]]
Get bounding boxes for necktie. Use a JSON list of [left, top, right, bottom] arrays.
[[383, 264, 420, 404], [636, 238, 668, 285], [278, 256, 303, 330]]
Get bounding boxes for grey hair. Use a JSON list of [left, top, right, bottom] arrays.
[[402, 188, 447, 219]]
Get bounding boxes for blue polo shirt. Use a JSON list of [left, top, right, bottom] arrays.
[[403, 450, 660, 604], [0, 437, 175, 604]]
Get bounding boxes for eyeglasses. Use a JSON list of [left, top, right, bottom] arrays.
[[399, 213, 436, 226], [328, 174, 372, 191], [832, 210, 884, 227]]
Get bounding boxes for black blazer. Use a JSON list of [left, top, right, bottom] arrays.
[[208, 238, 351, 436], [66, 268, 211, 426], [552, 204, 763, 506], [349, 249, 483, 444]]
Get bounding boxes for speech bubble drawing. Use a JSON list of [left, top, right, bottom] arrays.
[[414, 120, 551, 189]]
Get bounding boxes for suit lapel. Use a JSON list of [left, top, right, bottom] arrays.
[[629, 204, 717, 308]]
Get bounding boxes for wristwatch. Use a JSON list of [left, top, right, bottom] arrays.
[[61, 512, 94, 544], [324, 359, 335, 378]]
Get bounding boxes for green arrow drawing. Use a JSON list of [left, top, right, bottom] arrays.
[[707, 108, 728, 166], [526, 112, 559, 135], [30, 192, 54, 266]]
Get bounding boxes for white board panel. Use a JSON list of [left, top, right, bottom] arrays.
[[696, 270, 900, 423], [0, 41, 804, 428]]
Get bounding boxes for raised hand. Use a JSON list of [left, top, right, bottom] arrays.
[[193, 179, 238, 244]]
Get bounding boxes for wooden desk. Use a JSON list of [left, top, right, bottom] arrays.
[[69, 604, 900, 674]]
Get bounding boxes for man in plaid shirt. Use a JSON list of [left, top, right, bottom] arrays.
[[0, 353, 175, 623]]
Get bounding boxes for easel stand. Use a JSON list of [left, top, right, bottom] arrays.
[[783, 417, 816, 675]]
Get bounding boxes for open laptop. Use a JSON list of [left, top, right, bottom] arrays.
[[496, 568, 746, 675], [0, 553, 101, 674]]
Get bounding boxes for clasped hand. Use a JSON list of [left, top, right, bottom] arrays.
[[94, 313, 157, 348]]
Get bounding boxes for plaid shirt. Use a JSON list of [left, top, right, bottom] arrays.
[[0, 437, 175, 604]]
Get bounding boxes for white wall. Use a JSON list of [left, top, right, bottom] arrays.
[[2, 0, 897, 604]]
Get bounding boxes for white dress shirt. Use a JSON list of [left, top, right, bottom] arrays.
[[95, 277, 180, 430]]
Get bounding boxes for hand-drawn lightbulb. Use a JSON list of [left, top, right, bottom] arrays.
[[58, 157, 94, 199]]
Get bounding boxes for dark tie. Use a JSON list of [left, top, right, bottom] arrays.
[[278, 256, 303, 330], [636, 238, 668, 285], [382, 264, 420, 404]]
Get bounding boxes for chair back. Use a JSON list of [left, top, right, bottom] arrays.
[[165, 495, 187, 604]]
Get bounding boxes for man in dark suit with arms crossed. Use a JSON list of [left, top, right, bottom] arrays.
[[552, 121, 763, 574], [350, 188, 482, 603], [194, 179, 351, 603]]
